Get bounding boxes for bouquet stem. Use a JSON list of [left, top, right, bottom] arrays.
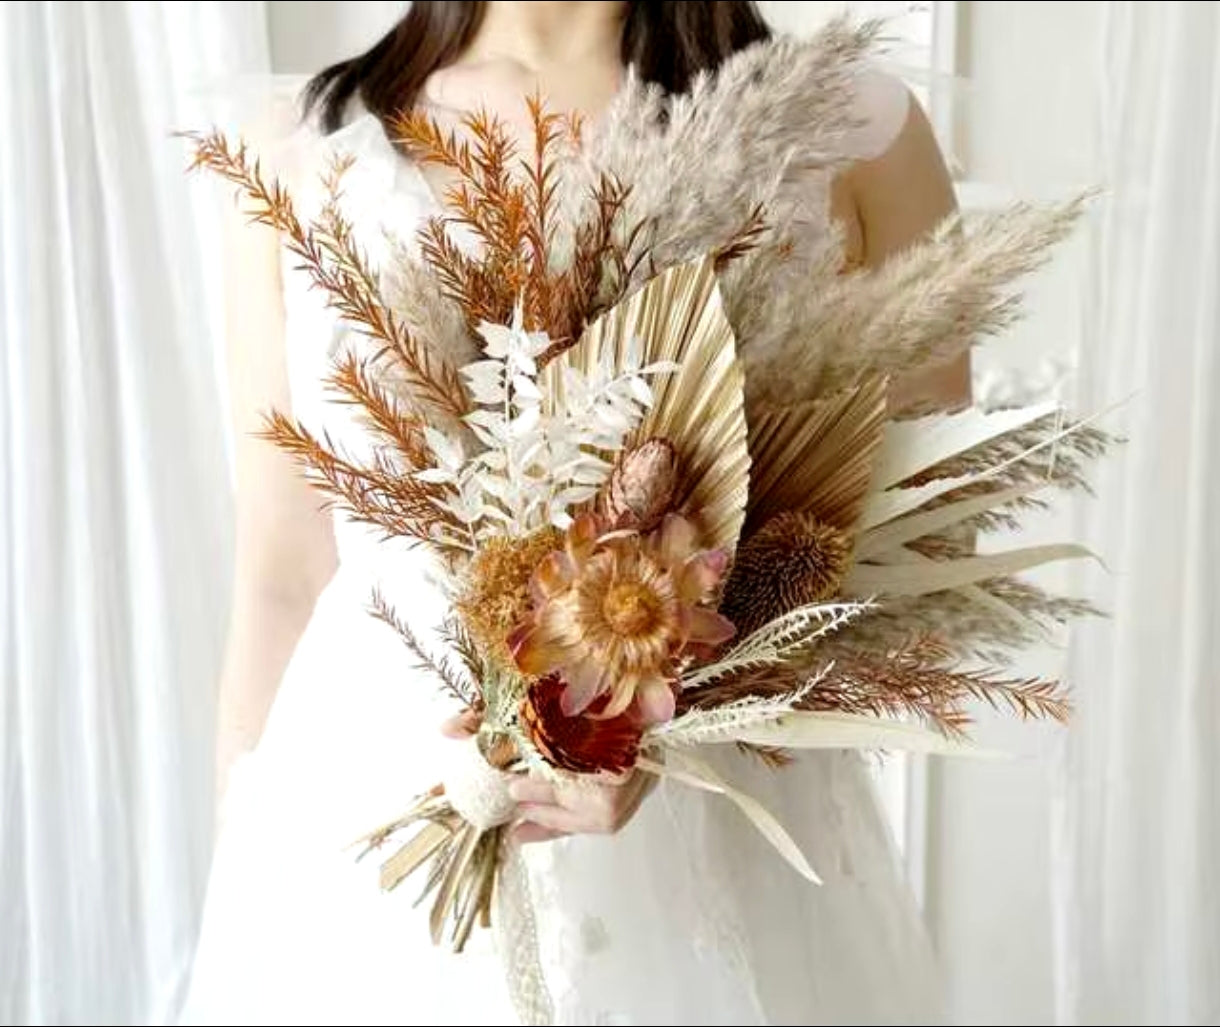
[[359, 786, 502, 952]]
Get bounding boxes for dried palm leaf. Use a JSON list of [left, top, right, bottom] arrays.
[[855, 481, 1048, 561], [845, 542, 1096, 598], [744, 377, 889, 535], [543, 256, 750, 554], [872, 402, 1060, 492]]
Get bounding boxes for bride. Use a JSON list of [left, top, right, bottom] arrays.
[[183, 3, 967, 1024]]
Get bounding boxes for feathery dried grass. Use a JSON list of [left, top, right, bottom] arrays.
[[741, 199, 1089, 412], [580, 19, 880, 294], [821, 576, 1100, 664]]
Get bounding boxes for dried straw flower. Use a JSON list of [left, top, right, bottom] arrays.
[[511, 513, 734, 723], [520, 675, 643, 774], [457, 528, 563, 665], [721, 512, 852, 638], [600, 437, 679, 532]]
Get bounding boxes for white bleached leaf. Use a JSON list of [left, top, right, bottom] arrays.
[[511, 374, 543, 402], [476, 322, 514, 359], [627, 375, 656, 407], [510, 405, 542, 438], [478, 504, 515, 525], [569, 461, 613, 486], [414, 467, 455, 485], [423, 428, 464, 471], [511, 352, 538, 378], [594, 402, 633, 433], [461, 359, 504, 384], [465, 421, 502, 451], [475, 473, 513, 500], [465, 408, 508, 437], [553, 485, 599, 508], [475, 449, 508, 471]]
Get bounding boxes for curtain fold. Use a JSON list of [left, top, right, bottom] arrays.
[[1058, 3, 1220, 1023], [0, 3, 267, 1022]]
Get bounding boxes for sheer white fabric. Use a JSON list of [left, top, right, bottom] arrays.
[[182, 81, 943, 1024], [1057, 3, 1220, 1023], [0, 2, 266, 1023]]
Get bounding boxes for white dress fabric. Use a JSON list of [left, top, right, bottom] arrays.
[[182, 80, 943, 1027]]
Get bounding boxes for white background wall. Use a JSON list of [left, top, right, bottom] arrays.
[[264, 4, 1107, 1023]]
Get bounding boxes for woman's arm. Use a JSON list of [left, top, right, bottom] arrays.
[[213, 203, 338, 807], [836, 90, 972, 412]]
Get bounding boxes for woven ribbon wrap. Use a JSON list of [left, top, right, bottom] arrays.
[[442, 739, 555, 1025], [442, 737, 517, 831]]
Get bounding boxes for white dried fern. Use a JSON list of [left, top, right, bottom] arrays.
[[681, 600, 874, 691], [652, 671, 829, 747]]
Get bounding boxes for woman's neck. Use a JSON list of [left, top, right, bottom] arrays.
[[465, 2, 626, 72]]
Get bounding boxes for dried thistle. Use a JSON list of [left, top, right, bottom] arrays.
[[456, 528, 563, 665], [721, 513, 853, 638]]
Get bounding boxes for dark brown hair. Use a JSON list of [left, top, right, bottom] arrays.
[[303, 1, 772, 133]]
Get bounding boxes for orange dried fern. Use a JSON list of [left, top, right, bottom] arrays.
[[185, 131, 469, 422], [261, 410, 465, 549], [325, 352, 431, 470], [392, 100, 641, 357], [679, 634, 1071, 739]]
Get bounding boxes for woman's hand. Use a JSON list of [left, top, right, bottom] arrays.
[[508, 771, 655, 844], [440, 708, 656, 844]]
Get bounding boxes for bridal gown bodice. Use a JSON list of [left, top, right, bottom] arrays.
[[183, 92, 943, 1027]]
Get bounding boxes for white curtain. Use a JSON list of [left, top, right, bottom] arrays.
[[1058, 2, 1220, 1023], [0, 3, 266, 1023]]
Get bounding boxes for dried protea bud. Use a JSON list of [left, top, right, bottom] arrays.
[[520, 675, 644, 775], [601, 437, 679, 532], [456, 527, 563, 665], [720, 512, 853, 638]]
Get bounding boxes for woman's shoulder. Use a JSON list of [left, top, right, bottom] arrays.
[[843, 65, 913, 164]]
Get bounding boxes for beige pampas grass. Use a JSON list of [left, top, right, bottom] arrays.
[[741, 198, 1090, 411], [579, 18, 880, 295]]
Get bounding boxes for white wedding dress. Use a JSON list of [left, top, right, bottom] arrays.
[[182, 79, 944, 1027]]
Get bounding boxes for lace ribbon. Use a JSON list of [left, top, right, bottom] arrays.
[[443, 741, 555, 1025]]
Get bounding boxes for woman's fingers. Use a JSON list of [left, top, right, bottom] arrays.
[[510, 821, 568, 845], [509, 769, 659, 840], [440, 708, 481, 739], [516, 802, 583, 836], [508, 777, 557, 806]]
